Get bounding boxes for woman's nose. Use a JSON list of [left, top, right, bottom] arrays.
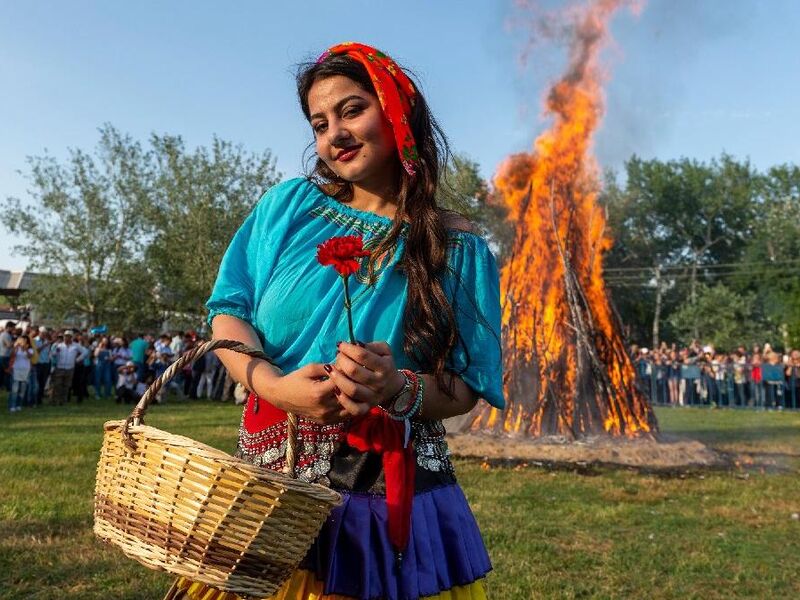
[[328, 119, 352, 145]]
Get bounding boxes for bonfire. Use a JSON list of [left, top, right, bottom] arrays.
[[468, 0, 657, 439]]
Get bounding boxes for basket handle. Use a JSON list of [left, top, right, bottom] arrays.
[[121, 339, 299, 477]]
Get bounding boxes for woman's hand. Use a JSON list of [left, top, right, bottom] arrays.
[[264, 363, 349, 425], [328, 341, 406, 417]]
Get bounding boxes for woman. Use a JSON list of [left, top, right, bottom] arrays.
[[165, 43, 503, 600], [667, 349, 681, 405], [8, 335, 34, 412], [94, 337, 115, 399]]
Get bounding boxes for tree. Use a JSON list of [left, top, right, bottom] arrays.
[[3, 124, 280, 331], [602, 168, 684, 347], [603, 155, 761, 345], [667, 284, 763, 350], [142, 134, 279, 316], [3, 126, 156, 330], [437, 154, 514, 263], [732, 164, 800, 347]]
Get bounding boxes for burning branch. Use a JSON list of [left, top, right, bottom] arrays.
[[467, 0, 657, 438]]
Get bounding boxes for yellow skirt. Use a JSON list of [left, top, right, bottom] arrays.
[[163, 570, 487, 600]]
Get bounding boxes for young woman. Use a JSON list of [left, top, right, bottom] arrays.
[[164, 43, 504, 600], [667, 349, 681, 405], [93, 337, 115, 400], [8, 335, 34, 412]]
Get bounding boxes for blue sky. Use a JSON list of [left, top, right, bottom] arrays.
[[2, 0, 799, 270]]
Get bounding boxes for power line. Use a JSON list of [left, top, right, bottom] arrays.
[[604, 258, 800, 273], [605, 269, 800, 283], [606, 272, 800, 287]]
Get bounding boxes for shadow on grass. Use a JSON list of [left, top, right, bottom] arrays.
[[664, 425, 800, 446]]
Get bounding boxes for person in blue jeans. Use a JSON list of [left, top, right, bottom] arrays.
[[93, 338, 115, 399], [9, 335, 34, 412]]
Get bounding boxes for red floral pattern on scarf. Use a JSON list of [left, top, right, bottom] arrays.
[[318, 42, 420, 177]]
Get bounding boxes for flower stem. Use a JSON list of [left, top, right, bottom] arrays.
[[342, 275, 356, 344]]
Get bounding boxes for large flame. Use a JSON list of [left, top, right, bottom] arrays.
[[472, 0, 656, 438]]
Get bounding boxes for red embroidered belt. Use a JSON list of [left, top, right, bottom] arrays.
[[236, 392, 344, 485]]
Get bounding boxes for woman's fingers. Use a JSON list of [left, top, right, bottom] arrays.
[[336, 342, 388, 374], [328, 366, 375, 402], [362, 341, 392, 356], [336, 392, 371, 417], [333, 351, 378, 388]]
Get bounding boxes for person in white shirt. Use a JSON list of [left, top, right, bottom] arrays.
[[50, 331, 89, 405], [154, 334, 172, 356], [170, 332, 184, 357], [0, 321, 15, 393], [8, 335, 34, 412], [116, 361, 138, 404]]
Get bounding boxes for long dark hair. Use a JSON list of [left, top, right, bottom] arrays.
[[297, 53, 469, 404]]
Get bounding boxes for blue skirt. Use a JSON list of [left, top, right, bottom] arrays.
[[302, 483, 492, 600]]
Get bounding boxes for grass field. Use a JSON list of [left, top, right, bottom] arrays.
[[1, 394, 798, 599]]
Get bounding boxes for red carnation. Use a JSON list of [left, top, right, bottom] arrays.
[[316, 235, 371, 276], [316, 235, 371, 343]]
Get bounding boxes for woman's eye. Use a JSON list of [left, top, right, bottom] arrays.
[[343, 105, 363, 118], [313, 122, 327, 134]]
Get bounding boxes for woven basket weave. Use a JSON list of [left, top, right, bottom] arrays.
[[93, 339, 342, 597]]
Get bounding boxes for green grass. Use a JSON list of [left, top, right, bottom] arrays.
[[1, 395, 799, 599]]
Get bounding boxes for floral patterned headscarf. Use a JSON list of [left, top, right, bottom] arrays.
[[317, 42, 420, 177]]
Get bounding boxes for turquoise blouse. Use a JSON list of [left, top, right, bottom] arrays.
[[206, 178, 505, 409]]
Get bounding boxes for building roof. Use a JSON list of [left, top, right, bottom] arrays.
[[0, 270, 37, 296]]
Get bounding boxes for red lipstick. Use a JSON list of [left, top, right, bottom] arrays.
[[335, 145, 362, 162]]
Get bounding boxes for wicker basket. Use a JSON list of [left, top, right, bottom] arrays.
[[93, 339, 342, 597]]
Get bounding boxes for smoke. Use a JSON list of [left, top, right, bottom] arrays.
[[507, 0, 754, 173], [595, 0, 754, 171]]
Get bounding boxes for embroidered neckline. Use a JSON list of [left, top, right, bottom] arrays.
[[306, 182, 409, 234], [304, 179, 480, 242]]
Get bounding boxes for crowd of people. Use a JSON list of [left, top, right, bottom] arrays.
[[631, 341, 800, 409], [0, 321, 242, 413], [5, 319, 800, 413]]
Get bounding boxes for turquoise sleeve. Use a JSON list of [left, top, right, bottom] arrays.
[[204, 178, 317, 330], [205, 199, 262, 327], [444, 234, 506, 409]]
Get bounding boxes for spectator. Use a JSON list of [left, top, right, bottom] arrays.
[[667, 350, 681, 406], [154, 334, 171, 356], [787, 350, 800, 409], [23, 335, 40, 407], [8, 335, 34, 412], [196, 349, 220, 399], [94, 337, 115, 399], [116, 361, 138, 404], [111, 337, 132, 370], [0, 321, 15, 392], [170, 331, 185, 357], [135, 372, 154, 399], [732, 351, 747, 406], [129, 333, 150, 383], [71, 333, 92, 403], [34, 328, 52, 406], [764, 350, 784, 408], [151, 352, 175, 404], [50, 331, 89, 405]]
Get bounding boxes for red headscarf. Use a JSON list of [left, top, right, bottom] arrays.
[[318, 42, 420, 177]]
